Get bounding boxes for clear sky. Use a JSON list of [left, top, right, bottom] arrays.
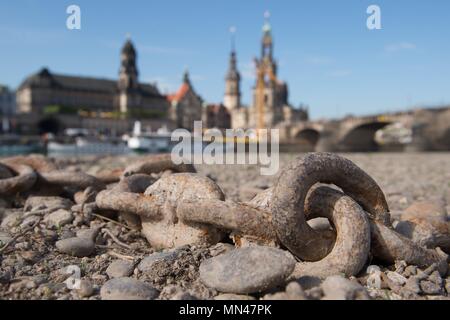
[[0, 0, 449, 119]]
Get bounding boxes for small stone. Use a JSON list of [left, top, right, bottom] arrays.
[[297, 276, 322, 290], [77, 279, 94, 298], [403, 265, 418, 277], [321, 275, 370, 300], [404, 277, 421, 294], [20, 251, 40, 263], [19, 215, 40, 229], [386, 271, 408, 286], [24, 196, 73, 212], [394, 261, 408, 274], [366, 265, 381, 274], [106, 260, 135, 278], [44, 209, 73, 228], [59, 230, 76, 240], [76, 228, 100, 242], [445, 278, 450, 294], [199, 246, 295, 294], [209, 243, 235, 257], [307, 218, 331, 231], [171, 292, 197, 300], [0, 231, 12, 246], [263, 282, 307, 300], [100, 277, 159, 300], [0, 270, 12, 284], [55, 237, 95, 257], [0, 210, 23, 229], [420, 280, 443, 295], [138, 250, 179, 273], [428, 271, 443, 286], [215, 294, 256, 300]]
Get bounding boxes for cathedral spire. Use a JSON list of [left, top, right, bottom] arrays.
[[183, 68, 190, 84], [226, 26, 240, 82], [261, 10, 273, 59], [224, 26, 241, 111]]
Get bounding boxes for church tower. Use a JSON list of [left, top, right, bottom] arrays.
[[224, 28, 241, 111], [118, 36, 140, 113], [251, 11, 284, 128]]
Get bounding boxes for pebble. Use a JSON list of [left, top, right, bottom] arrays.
[[19, 215, 40, 229], [386, 271, 408, 286], [24, 196, 73, 212], [106, 260, 135, 278], [215, 293, 256, 300], [307, 217, 331, 231], [420, 280, 442, 295], [59, 230, 76, 240], [55, 237, 95, 257], [0, 270, 12, 284], [100, 277, 159, 300], [263, 282, 307, 300], [77, 279, 95, 298], [445, 278, 450, 294], [76, 228, 100, 242], [297, 275, 322, 290], [44, 209, 73, 228], [138, 250, 179, 272], [0, 210, 23, 229], [209, 243, 235, 257], [404, 277, 421, 294], [321, 275, 370, 300], [0, 231, 12, 245], [199, 246, 295, 294]]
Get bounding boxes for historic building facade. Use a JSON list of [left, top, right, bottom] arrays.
[[15, 39, 171, 134], [226, 15, 308, 130], [167, 71, 204, 132], [0, 85, 15, 116]]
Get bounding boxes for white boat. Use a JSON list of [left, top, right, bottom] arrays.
[[47, 137, 130, 156], [127, 122, 172, 152]]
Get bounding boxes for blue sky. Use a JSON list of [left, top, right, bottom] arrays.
[[0, 0, 449, 119]]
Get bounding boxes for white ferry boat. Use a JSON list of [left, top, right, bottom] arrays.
[[126, 122, 173, 153]]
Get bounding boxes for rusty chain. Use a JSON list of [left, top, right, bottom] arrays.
[[0, 152, 448, 278]]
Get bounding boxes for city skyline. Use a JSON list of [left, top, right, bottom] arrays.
[[1, 0, 450, 120]]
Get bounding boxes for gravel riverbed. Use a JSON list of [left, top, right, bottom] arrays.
[[0, 152, 449, 300]]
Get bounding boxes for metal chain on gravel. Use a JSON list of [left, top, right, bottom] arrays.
[[1, 152, 448, 278]]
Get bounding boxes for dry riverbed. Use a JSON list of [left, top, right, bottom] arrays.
[[0, 152, 449, 300]]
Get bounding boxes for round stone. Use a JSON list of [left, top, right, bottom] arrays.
[[44, 209, 73, 228], [106, 260, 135, 278], [55, 237, 95, 257], [199, 246, 295, 294], [77, 279, 94, 298], [100, 277, 159, 300], [137, 251, 179, 273], [321, 275, 370, 300]]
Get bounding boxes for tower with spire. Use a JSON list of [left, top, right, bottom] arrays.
[[118, 36, 140, 113], [224, 27, 241, 111], [250, 11, 285, 128]]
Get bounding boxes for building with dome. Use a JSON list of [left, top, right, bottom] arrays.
[[15, 38, 171, 134]]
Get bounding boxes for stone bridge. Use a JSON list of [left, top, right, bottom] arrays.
[[278, 106, 450, 152]]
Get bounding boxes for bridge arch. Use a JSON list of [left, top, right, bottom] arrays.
[[293, 128, 320, 151], [339, 121, 391, 152]]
